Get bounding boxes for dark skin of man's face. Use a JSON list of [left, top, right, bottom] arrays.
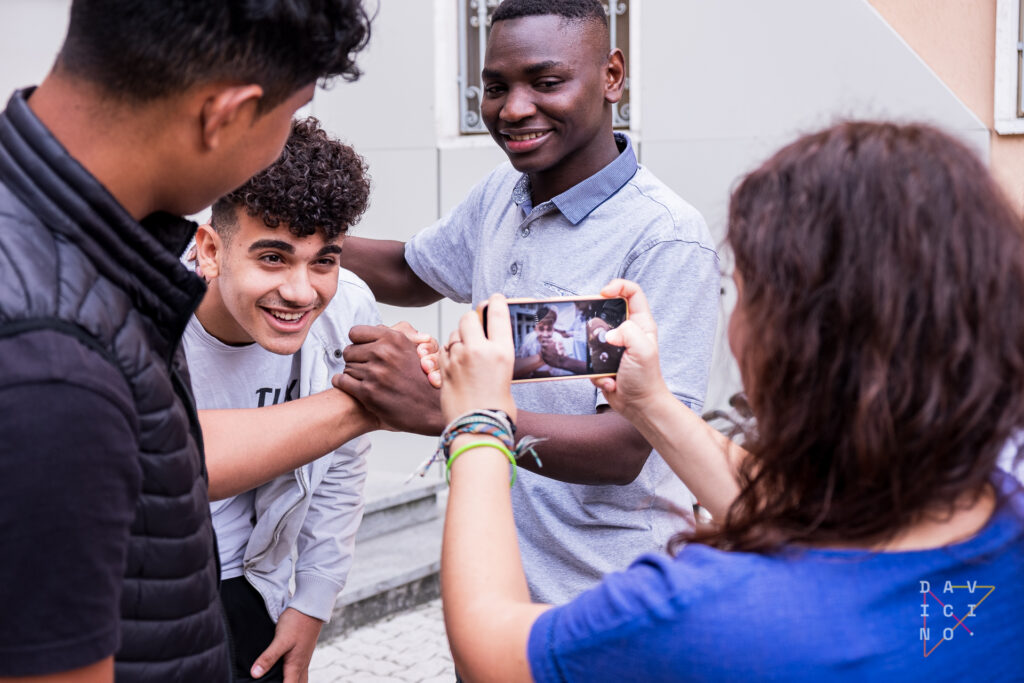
[[480, 14, 624, 204]]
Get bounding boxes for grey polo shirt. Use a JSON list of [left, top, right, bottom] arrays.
[[406, 134, 720, 603]]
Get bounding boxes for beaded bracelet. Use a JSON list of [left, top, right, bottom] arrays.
[[439, 409, 517, 454], [445, 439, 517, 487], [439, 410, 544, 472], [405, 409, 546, 484]]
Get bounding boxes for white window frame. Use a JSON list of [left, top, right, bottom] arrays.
[[994, 0, 1024, 134]]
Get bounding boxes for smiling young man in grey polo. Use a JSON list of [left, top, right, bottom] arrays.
[[336, 0, 719, 603]]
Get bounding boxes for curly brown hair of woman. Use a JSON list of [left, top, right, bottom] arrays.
[[675, 121, 1024, 554], [211, 116, 370, 240]]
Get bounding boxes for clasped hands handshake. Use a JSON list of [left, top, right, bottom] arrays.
[[331, 279, 671, 431]]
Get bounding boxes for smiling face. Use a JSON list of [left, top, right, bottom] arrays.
[[480, 15, 624, 202], [535, 309, 557, 339], [194, 208, 341, 356]]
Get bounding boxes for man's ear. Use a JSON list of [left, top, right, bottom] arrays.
[[199, 84, 264, 150], [195, 223, 223, 280], [603, 48, 626, 104]]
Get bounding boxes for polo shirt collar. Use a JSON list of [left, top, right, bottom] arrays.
[[512, 133, 638, 224]]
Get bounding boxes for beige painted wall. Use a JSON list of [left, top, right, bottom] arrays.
[[870, 0, 1024, 214]]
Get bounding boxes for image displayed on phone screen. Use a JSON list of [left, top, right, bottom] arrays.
[[486, 297, 627, 382]]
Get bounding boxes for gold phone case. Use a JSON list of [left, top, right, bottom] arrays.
[[479, 295, 629, 383]]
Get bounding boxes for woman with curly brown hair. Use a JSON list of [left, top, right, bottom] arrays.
[[434, 121, 1024, 681]]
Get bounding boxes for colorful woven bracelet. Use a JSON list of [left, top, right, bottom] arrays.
[[439, 409, 517, 455]]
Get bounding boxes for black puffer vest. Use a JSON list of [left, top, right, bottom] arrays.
[[0, 90, 230, 681]]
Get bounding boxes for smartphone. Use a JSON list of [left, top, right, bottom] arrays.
[[481, 296, 628, 382]]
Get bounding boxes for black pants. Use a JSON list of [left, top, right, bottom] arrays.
[[220, 576, 285, 683]]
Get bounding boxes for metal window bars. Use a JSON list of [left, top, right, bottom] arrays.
[[457, 0, 632, 134]]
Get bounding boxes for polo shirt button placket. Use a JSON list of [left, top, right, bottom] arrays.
[[509, 263, 519, 275], [521, 227, 531, 237]]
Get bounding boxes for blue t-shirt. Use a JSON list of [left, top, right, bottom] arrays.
[[528, 471, 1024, 682]]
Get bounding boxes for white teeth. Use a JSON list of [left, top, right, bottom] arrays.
[[508, 132, 545, 142], [270, 310, 303, 322]]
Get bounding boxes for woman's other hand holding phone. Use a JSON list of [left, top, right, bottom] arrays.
[[438, 295, 546, 682], [592, 279, 674, 421], [595, 278, 743, 520], [440, 293, 518, 424]]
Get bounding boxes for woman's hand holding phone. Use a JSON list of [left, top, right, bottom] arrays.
[[440, 293, 518, 424], [592, 279, 673, 420]]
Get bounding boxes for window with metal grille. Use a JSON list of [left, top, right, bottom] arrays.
[[457, 0, 631, 135]]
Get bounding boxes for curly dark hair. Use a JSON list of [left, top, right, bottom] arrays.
[[211, 116, 369, 241], [492, 0, 607, 25], [677, 121, 1024, 554], [58, 0, 371, 111]]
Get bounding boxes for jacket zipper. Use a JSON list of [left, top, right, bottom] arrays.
[[245, 465, 310, 565]]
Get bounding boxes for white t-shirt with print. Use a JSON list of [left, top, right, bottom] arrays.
[[183, 315, 300, 579]]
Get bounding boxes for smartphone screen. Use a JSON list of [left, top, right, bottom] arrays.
[[482, 296, 628, 382]]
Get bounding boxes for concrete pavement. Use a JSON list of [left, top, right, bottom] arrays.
[[310, 598, 454, 682]]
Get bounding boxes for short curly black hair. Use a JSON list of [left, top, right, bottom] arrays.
[[492, 0, 607, 25], [211, 116, 369, 242], [60, 0, 372, 112]]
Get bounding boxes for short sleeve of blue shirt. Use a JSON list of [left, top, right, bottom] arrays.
[[405, 170, 494, 304], [527, 552, 701, 683]]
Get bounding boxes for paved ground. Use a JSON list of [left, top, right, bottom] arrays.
[[310, 599, 454, 682]]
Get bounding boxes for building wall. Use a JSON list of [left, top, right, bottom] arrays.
[[869, 0, 1024, 215], [637, 0, 989, 410], [0, 0, 1007, 472], [0, 0, 67, 99]]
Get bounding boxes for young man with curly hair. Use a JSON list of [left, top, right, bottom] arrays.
[[185, 117, 374, 683], [0, 2, 371, 681]]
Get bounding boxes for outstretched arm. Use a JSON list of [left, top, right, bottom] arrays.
[[439, 289, 745, 680], [439, 297, 550, 682], [201, 389, 377, 500], [339, 236, 442, 307], [514, 408, 651, 485], [593, 279, 744, 520]]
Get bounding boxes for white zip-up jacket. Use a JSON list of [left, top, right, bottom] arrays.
[[242, 268, 379, 622]]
